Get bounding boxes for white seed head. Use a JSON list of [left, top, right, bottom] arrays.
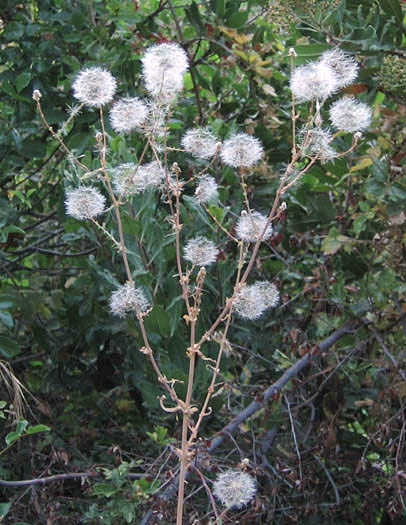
[[72, 67, 117, 107], [236, 210, 273, 243], [109, 282, 150, 318], [290, 62, 338, 102], [234, 281, 279, 320], [109, 97, 149, 133], [329, 97, 372, 133], [213, 470, 256, 509], [181, 128, 219, 159], [194, 175, 218, 204], [299, 126, 337, 162], [142, 43, 189, 99], [32, 89, 42, 101], [221, 133, 264, 168], [65, 187, 106, 220], [183, 236, 219, 267], [319, 48, 359, 89], [111, 161, 165, 196]]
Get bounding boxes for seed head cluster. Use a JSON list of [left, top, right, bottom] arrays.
[[329, 97, 372, 133], [181, 128, 219, 159], [72, 67, 117, 107], [290, 62, 338, 103], [111, 161, 165, 196], [290, 48, 359, 102], [234, 281, 279, 320], [142, 43, 189, 99], [194, 175, 219, 204], [221, 133, 264, 168], [213, 470, 256, 509], [299, 127, 337, 162], [236, 210, 273, 243], [65, 187, 106, 220], [109, 97, 149, 133], [319, 48, 359, 89], [109, 282, 150, 318], [183, 236, 219, 267]]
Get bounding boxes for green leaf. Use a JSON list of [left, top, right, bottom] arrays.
[[0, 335, 21, 359], [227, 11, 249, 28], [4, 22, 24, 40], [19, 140, 46, 159], [0, 311, 13, 329], [379, 0, 403, 23], [145, 306, 171, 338], [26, 424, 51, 435], [91, 482, 119, 498], [16, 72, 31, 93], [0, 502, 12, 518], [186, 1, 203, 33], [5, 432, 20, 446], [210, 0, 226, 18], [16, 420, 29, 434]]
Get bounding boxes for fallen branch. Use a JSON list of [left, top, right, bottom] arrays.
[[0, 471, 144, 487]]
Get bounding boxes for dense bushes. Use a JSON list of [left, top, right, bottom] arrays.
[[1, 1, 406, 523]]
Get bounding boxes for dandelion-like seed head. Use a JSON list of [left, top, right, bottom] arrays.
[[234, 281, 279, 320], [236, 210, 273, 243], [299, 126, 337, 163], [319, 48, 359, 89], [111, 161, 165, 196], [290, 62, 338, 103], [109, 282, 150, 318], [183, 236, 219, 267], [142, 43, 189, 99], [65, 187, 106, 220], [194, 175, 218, 204], [110, 97, 149, 133], [221, 133, 264, 168], [181, 128, 219, 159], [72, 67, 117, 107], [213, 470, 256, 509], [329, 97, 372, 133], [111, 163, 147, 196]]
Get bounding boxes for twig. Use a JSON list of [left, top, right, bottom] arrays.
[[0, 471, 145, 487], [313, 455, 340, 506], [284, 394, 302, 481]]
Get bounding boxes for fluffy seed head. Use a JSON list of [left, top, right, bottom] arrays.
[[110, 97, 149, 133], [181, 128, 219, 159], [221, 133, 264, 168], [183, 236, 219, 267], [236, 210, 273, 243], [329, 97, 372, 133], [111, 161, 165, 196], [234, 281, 279, 320], [290, 62, 338, 102], [319, 48, 359, 89], [109, 282, 150, 318], [72, 67, 117, 107], [194, 175, 218, 204], [213, 470, 256, 509], [65, 187, 106, 220], [299, 127, 337, 163], [142, 43, 189, 99]]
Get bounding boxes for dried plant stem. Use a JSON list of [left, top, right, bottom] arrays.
[[35, 99, 88, 171]]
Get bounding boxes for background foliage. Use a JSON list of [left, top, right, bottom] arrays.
[[1, 0, 406, 523]]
